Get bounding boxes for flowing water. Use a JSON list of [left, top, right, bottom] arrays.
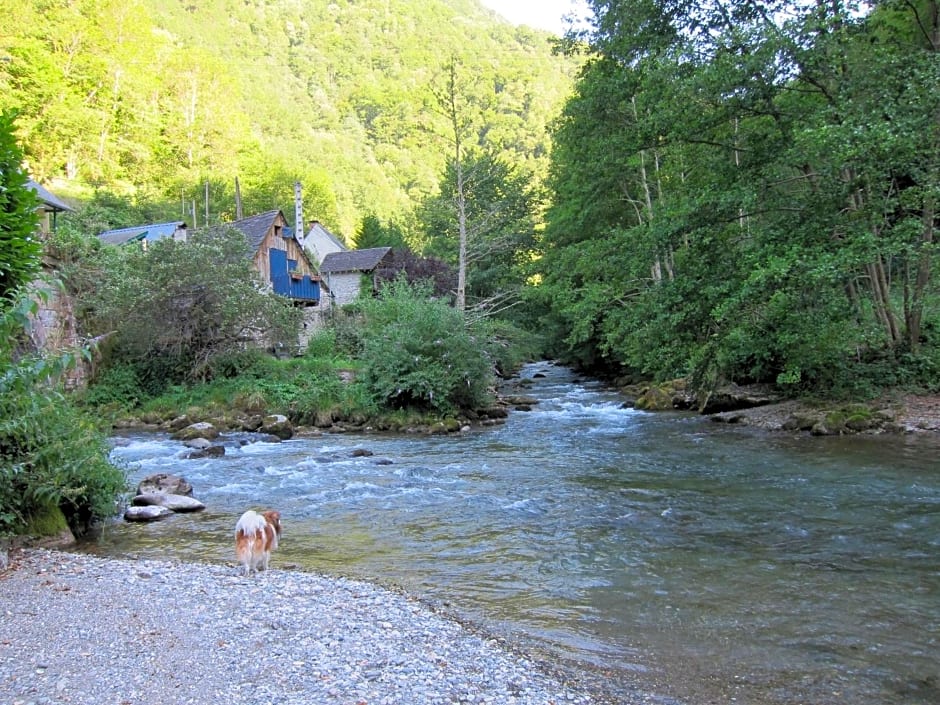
[[82, 362, 940, 704]]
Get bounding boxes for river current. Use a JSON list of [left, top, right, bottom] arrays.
[[84, 361, 939, 705]]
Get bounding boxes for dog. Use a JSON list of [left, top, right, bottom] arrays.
[[234, 509, 282, 576]]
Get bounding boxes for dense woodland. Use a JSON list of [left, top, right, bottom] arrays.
[[1, 0, 577, 238], [2, 1, 940, 534], [539, 0, 940, 397]]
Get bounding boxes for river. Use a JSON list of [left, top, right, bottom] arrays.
[[82, 361, 940, 705]]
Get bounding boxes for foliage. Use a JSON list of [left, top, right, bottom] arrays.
[[0, 295, 125, 537], [136, 351, 371, 426], [537, 0, 940, 396], [377, 248, 457, 299], [84, 227, 302, 390], [356, 214, 410, 250], [358, 278, 494, 412], [1, 0, 579, 238], [0, 110, 40, 304], [419, 150, 538, 318]]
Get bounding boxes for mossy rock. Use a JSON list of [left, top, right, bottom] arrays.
[[24, 502, 70, 538], [782, 413, 820, 432], [635, 385, 674, 411]]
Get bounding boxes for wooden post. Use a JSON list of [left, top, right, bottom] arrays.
[[235, 177, 243, 220]]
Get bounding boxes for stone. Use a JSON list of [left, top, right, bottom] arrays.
[[185, 445, 226, 459], [634, 385, 675, 411], [260, 414, 294, 440], [183, 437, 212, 450], [501, 394, 539, 406], [698, 383, 784, 415], [172, 422, 220, 441], [136, 473, 193, 497], [132, 493, 206, 513], [124, 505, 173, 522]]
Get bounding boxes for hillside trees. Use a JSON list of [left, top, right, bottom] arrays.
[[1, 0, 578, 240], [420, 150, 537, 317], [419, 57, 539, 317], [539, 0, 940, 394]]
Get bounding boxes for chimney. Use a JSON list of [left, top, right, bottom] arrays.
[[294, 181, 303, 245]]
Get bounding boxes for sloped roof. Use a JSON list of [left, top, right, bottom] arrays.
[[26, 180, 73, 212], [99, 221, 186, 245], [306, 220, 346, 252], [320, 247, 392, 274], [227, 210, 284, 252]]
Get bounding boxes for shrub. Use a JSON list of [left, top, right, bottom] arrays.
[[0, 337, 126, 536], [82, 363, 144, 409], [0, 110, 40, 303], [358, 279, 494, 413]]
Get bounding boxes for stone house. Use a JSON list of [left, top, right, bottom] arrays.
[[319, 247, 393, 307]]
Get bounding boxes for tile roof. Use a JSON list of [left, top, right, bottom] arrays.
[[26, 180, 73, 212], [227, 210, 283, 251], [320, 247, 392, 273]]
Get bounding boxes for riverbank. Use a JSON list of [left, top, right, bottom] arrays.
[[0, 549, 624, 705], [706, 392, 940, 434]]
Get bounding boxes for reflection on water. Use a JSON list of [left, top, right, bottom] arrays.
[[83, 362, 940, 705]]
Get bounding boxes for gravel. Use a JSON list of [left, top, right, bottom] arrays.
[[0, 549, 600, 705]]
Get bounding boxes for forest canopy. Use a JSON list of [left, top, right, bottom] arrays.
[[537, 0, 940, 396], [0, 0, 579, 238]]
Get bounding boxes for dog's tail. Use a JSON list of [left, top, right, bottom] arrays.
[[235, 531, 256, 575]]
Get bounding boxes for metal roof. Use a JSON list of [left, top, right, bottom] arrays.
[[320, 247, 393, 273], [99, 221, 187, 245]]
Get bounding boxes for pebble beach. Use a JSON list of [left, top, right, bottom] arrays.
[[0, 549, 605, 705]]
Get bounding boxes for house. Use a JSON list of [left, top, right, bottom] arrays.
[[301, 218, 394, 307], [98, 221, 188, 247], [303, 220, 347, 264], [26, 179, 73, 233], [319, 247, 393, 307], [226, 209, 327, 309]]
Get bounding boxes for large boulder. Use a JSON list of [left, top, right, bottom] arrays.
[[136, 473, 193, 497], [132, 493, 206, 513], [172, 422, 220, 442], [634, 385, 676, 411], [260, 414, 293, 440], [698, 383, 784, 415]]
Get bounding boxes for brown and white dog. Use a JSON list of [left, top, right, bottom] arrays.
[[234, 509, 282, 576]]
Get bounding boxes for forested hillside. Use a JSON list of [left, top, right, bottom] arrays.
[[2, 0, 579, 238], [539, 0, 940, 397]]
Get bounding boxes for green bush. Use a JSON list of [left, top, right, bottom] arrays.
[[358, 279, 494, 412], [0, 344, 126, 537], [82, 363, 145, 409]]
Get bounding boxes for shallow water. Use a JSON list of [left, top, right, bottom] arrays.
[[83, 362, 940, 704]]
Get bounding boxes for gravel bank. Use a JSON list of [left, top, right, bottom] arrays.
[[0, 549, 600, 705]]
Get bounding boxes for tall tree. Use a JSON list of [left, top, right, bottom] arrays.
[[0, 111, 40, 304], [420, 150, 536, 318]]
